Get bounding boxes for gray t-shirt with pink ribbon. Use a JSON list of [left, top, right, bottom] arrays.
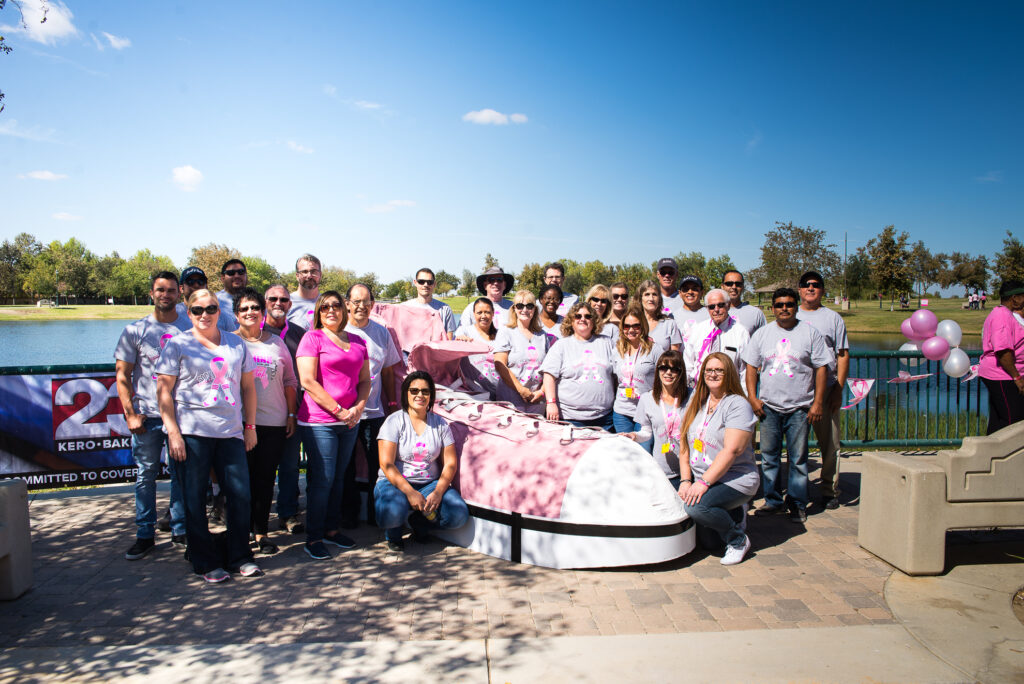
[[742, 321, 833, 412], [612, 346, 658, 418], [493, 327, 551, 409], [376, 410, 454, 484], [539, 335, 617, 420]]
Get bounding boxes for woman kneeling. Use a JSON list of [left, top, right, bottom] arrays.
[[678, 353, 760, 565], [374, 371, 469, 551]]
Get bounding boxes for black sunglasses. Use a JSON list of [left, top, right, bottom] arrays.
[[800, 281, 823, 289], [707, 302, 728, 310], [514, 302, 536, 311], [658, 269, 676, 277], [266, 296, 290, 303], [622, 323, 642, 330], [319, 302, 343, 312], [657, 365, 681, 373], [589, 297, 609, 306], [223, 269, 246, 277], [722, 280, 743, 287], [237, 304, 262, 313], [408, 387, 430, 396], [416, 278, 435, 286], [184, 278, 206, 287], [611, 293, 629, 300], [773, 301, 797, 309], [189, 305, 219, 316], [574, 313, 594, 320]]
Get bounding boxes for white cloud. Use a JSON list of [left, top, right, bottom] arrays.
[[90, 33, 104, 51], [171, 165, 203, 192], [462, 108, 529, 125], [354, 100, 382, 110], [746, 131, 763, 153], [0, 0, 78, 45], [287, 140, 314, 154], [19, 170, 67, 181], [975, 170, 1002, 183], [0, 119, 57, 142], [52, 212, 81, 221], [102, 32, 131, 50], [364, 199, 417, 214]]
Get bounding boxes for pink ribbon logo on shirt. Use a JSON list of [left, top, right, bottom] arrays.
[[767, 338, 795, 378], [412, 441, 429, 462], [662, 409, 681, 449], [204, 357, 236, 406], [519, 345, 542, 384], [681, 319, 697, 343], [483, 353, 500, 380], [160, 333, 174, 350], [572, 348, 607, 383]]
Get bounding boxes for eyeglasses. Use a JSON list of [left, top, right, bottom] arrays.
[[773, 301, 797, 309], [189, 305, 219, 316], [658, 269, 676, 277], [722, 280, 743, 287], [514, 302, 536, 311], [184, 279, 206, 287], [223, 269, 246, 277], [589, 297, 609, 306], [622, 323, 642, 331], [486, 276, 505, 284], [266, 296, 290, 303], [348, 300, 372, 308], [800, 281, 823, 289], [237, 305, 262, 314], [574, 313, 594, 321], [657, 365, 681, 373], [416, 279, 435, 286], [407, 387, 430, 396], [319, 302, 343, 312], [611, 293, 629, 300], [297, 269, 320, 276], [704, 368, 726, 377], [707, 302, 728, 310]]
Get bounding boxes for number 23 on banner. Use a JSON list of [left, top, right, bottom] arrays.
[[51, 376, 129, 452]]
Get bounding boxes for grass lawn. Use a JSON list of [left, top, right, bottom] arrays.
[[0, 296, 986, 336]]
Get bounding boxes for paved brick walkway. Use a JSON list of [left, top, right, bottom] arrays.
[[1, 455, 894, 647]]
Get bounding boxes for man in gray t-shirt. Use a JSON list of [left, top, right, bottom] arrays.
[[721, 270, 767, 336], [742, 287, 832, 520], [796, 270, 850, 509], [403, 267, 457, 338], [115, 271, 188, 560]]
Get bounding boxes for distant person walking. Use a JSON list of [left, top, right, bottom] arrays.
[[980, 280, 1024, 434]]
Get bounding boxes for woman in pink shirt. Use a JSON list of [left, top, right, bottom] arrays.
[[980, 279, 1024, 434], [296, 291, 371, 560]]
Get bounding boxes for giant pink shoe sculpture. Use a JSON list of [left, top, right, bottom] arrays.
[[372, 303, 695, 569]]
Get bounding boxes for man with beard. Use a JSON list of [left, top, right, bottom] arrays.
[[217, 258, 249, 330], [116, 271, 189, 559], [288, 253, 322, 330]]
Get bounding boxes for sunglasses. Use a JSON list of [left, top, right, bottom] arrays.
[[611, 293, 629, 300], [237, 304, 262, 314], [486, 277, 505, 284], [773, 301, 797, 309], [657, 365, 681, 373], [622, 322, 642, 331], [589, 297, 609, 306], [722, 280, 743, 287], [189, 305, 219, 316], [704, 368, 726, 377], [266, 296, 290, 303], [707, 302, 728, 310], [681, 285, 701, 293], [574, 313, 594, 321], [184, 279, 206, 288], [223, 269, 246, 277], [319, 302, 343, 312], [407, 387, 430, 396], [416, 279, 435, 286], [800, 281, 823, 289], [658, 269, 676, 277], [514, 302, 536, 311]]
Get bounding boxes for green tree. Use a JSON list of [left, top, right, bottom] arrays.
[[749, 221, 840, 289], [109, 260, 151, 304], [579, 260, 615, 292], [434, 269, 460, 295], [516, 262, 545, 294], [382, 279, 415, 300], [459, 268, 476, 297], [844, 248, 872, 299], [941, 252, 989, 293], [611, 262, 650, 294], [188, 243, 241, 291], [993, 231, 1024, 290], [242, 255, 281, 293], [908, 241, 945, 297], [0, 232, 41, 302], [482, 253, 499, 270], [45, 238, 95, 300], [865, 225, 912, 303], [89, 251, 125, 299]]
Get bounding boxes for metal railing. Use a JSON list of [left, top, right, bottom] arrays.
[[831, 349, 986, 449]]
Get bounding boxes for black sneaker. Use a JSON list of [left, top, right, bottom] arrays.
[[822, 496, 840, 510], [386, 538, 405, 553], [125, 537, 155, 560], [156, 508, 172, 532], [788, 501, 808, 523], [755, 503, 784, 516], [304, 541, 331, 560], [171, 534, 187, 548], [323, 532, 356, 549], [279, 515, 305, 534]]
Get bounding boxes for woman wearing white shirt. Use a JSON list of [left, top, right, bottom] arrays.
[[494, 290, 551, 413], [455, 297, 499, 398]]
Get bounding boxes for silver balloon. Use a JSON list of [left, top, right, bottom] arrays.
[[899, 341, 923, 367], [943, 348, 971, 378], [935, 319, 963, 348]]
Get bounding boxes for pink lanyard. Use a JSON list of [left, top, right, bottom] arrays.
[[260, 316, 289, 340], [698, 326, 722, 360], [621, 347, 640, 389], [659, 398, 680, 452]]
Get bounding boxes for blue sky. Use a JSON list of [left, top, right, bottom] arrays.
[[1, 1, 1020, 283]]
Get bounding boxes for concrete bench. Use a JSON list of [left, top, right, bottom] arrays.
[[0, 480, 32, 599], [858, 422, 1024, 575]]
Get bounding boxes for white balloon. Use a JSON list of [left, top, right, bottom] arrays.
[[935, 319, 963, 348], [943, 347, 971, 378], [899, 341, 923, 367]]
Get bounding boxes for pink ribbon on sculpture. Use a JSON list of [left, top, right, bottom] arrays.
[[887, 370, 932, 384], [962, 364, 980, 382], [204, 356, 237, 406], [519, 345, 542, 385], [572, 348, 607, 383], [841, 378, 874, 410], [767, 338, 794, 378]]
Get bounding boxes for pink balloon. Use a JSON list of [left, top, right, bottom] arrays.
[[921, 336, 950, 361], [901, 317, 929, 341], [910, 309, 938, 337]]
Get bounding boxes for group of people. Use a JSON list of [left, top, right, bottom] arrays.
[[116, 254, 850, 581]]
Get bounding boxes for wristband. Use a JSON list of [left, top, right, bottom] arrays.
[[546, 400, 557, 405], [244, 424, 256, 431], [387, 401, 397, 407], [697, 478, 710, 488], [680, 478, 693, 484], [287, 412, 296, 418], [332, 404, 343, 416]]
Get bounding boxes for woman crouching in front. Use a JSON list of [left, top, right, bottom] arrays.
[[374, 371, 469, 552], [678, 352, 760, 566]]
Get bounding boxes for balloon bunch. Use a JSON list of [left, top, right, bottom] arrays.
[[898, 310, 971, 378]]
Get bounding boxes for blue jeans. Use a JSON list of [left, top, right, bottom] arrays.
[[172, 435, 252, 575], [274, 431, 302, 518], [374, 479, 469, 542], [759, 405, 810, 509], [302, 423, 359, 543], [682, 481, 752, 549], [612, 410, 653, 452], [568, 412, 614, 430], [133, 417, 185, 538], [342, 416, 385, 525]]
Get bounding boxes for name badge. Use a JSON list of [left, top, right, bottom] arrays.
[[624, 387, 633, 398], [693, 439, 704, 453], [661, 442, 670, 454]]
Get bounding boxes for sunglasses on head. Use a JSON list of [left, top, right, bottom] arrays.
[[319, 302, 343, 312], [773, 301, 797, 309], [266, 296, 290, 303], [657, 364, 681, 373], [416, 278, 434, 286], [223, 269, 246, 277], [407, 387, 430, 396], [513, 302, 535, 311], [237, 304, 262, 314], [189, 304, 219, 316]]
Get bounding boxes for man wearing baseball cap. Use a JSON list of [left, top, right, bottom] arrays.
[[173, 267, 235, 332]]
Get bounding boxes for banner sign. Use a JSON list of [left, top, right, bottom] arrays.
[[0, 366, 160, 490]]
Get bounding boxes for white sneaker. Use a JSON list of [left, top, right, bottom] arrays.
[[721, 536, 751, 566], [238, 562, 263, 578]]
